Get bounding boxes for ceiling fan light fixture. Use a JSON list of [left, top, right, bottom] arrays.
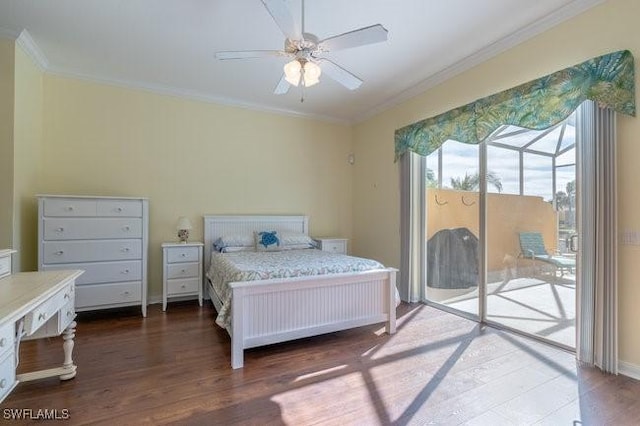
[[302, 61, 321, 87], [284, 60, 302, 86]]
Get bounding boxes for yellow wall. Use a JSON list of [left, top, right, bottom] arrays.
[[353, 0, 640, 365], [40, 75, 353, 300], [13, 46, 44, 271], [0, 40, 15, 249]]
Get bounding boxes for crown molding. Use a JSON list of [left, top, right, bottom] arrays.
[[46, 66, 350, 125], [352, 0, 607, 124], [16, 29, 49, 71]]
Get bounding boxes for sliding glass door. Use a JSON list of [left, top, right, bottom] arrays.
[[424, 111, 579, 349]]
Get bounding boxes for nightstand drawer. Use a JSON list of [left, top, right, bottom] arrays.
[[0, 323, 13, 359], [167, 278, 199, 296], [167, 262, 199, 279], [167, 247, 199, 263], [322, 241, 346, 253]]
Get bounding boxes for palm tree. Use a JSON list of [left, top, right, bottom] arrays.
[[426, 168, 438, 188], [449, 171, 503, 193]]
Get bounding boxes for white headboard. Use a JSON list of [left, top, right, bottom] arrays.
[[202, 215, 309, 285]]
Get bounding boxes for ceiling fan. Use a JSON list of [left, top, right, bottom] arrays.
[[215, 0, 388, 96]]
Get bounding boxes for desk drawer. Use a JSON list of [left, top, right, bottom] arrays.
[[0, 351, 16, 403], [24, 283, 73, 336], [167, 262, 199, 279], [167, 247, 199, 263], [76, 282, 141, 309], [0, 323, 13, 360], [43, 240, 142, 264], [167, 278, 199, 296], [0, 256, 9, 278], [43, 218, 142, 240]]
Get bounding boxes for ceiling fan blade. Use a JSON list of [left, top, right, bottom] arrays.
[[215, 50, 286, 60], [274, 74, 290, 95], [317, 59, 363, 90], [261, 0, 302, 41], [318, 24, 388, 52]]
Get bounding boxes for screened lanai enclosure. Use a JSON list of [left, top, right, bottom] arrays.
[[425, 111, 577, 349]]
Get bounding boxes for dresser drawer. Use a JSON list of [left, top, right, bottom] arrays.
[[167, 262, 199, 279], [43, 240, 142, 264], [76, 282, 141, 308], [43, 198, 97, 217], [0, 256, 9, 278], [167, 246, 199, 263], [43, 218, 142, 240], [43, 260, 142, 285], [0, 323, 13, 360], [97, 200, 143, 217], [0, 351, 16, 403], [23, 282, 74, 336], [167, 278, 200, 296]]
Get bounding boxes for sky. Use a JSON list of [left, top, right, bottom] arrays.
[[426, 117, 576, 202]]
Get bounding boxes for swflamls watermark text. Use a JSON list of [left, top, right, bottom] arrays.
[[3, 408, 70, 420]]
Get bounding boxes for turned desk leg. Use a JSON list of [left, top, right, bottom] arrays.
[[59, 320, 77, 380]]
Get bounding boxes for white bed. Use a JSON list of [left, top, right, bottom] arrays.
[[203, 215, 398, 369]]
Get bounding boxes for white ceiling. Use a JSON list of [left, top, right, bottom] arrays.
[[0, 0, 604, 123]]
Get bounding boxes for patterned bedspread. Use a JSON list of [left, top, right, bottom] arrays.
[[206, 249, 385, 328]]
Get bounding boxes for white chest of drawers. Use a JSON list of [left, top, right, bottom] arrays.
[[37, 195, 149, 317], [162, 242, 203, 311]]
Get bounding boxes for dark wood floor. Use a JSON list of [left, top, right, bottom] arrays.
[[2, 301, 640, 425]]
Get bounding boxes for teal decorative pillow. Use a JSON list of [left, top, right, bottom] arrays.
[[255, 231, 280, 251]]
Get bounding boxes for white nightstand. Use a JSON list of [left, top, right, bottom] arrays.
[[313, 237, 348, 255], [162, 242, 204, 311]]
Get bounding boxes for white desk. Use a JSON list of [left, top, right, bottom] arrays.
[[0, 270, 83, 403]]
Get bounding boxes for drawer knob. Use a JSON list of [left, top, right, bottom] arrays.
[[123, 291, 130, 296], [181, 269, 186, 273], [123, 226, 131, 231], [64, 293, 70, 299], [38, 313, 46, 321], [122, 247, 130, 252], [116, 207, 123, 212], [122, 269, 130, 274], [66, 206, 74, 211], [56, 227, 64, 232], [181, 253, 187, 257], [0, 379, 6, 389], [56, 250, 64, 255], [0, 337, 5, 347], [181, 284, 186, 289]]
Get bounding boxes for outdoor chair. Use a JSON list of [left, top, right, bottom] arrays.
[[518, 232, 576, 276]]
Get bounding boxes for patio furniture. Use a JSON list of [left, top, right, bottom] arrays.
[[518, 232, 576, 276]]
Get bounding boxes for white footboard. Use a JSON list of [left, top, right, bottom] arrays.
[[230, 268, 397, 369]]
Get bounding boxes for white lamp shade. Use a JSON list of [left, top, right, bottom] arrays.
[[284, 60, 301, 86], [303, 61, 321, 87], [176, 216, 192, 231]]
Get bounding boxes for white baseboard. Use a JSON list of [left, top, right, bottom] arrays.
[[618, 361, 640, 380]]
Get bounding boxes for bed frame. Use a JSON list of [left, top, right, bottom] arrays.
[[203, 215, 397, 368]]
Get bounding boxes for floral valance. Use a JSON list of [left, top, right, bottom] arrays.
[[395, 50, 635, 160]]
